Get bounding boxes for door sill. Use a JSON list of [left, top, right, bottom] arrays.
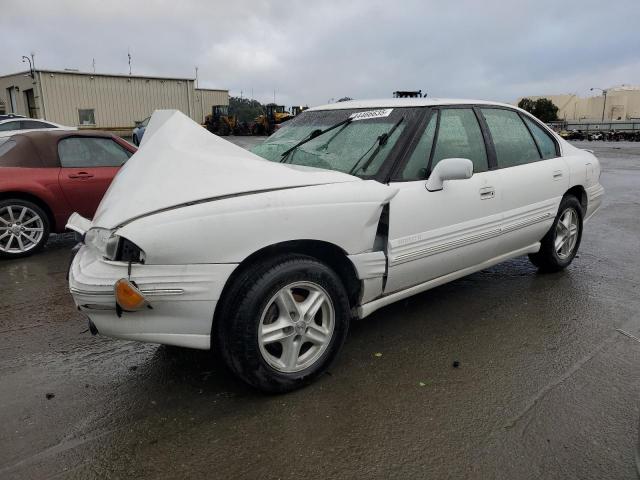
[[357, 242, 540, 319]]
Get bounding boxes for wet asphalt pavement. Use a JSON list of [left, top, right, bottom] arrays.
[[1, 139, 639, 479]]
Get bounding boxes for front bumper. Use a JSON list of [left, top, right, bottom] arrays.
[[69, 245, 237, 349]]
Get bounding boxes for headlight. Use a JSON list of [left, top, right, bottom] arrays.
[[84, 228, 119, 260]]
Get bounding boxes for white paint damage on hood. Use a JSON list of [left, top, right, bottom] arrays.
[[91, 110, 361, 229]]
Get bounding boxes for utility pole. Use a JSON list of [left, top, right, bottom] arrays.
[[590, 87, 608, 121], [128, 48, 132, 75]]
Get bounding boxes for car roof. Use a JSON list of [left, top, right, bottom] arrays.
[[0, 114, 25, 121], [0, 117, 27, 124], [307, 98, 517, 111]]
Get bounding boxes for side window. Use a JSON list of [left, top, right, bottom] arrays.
[[401, 113, 437, 180], [431, 108, 488, 174], [58, 137, 131, 168], [522, 116, 557, 159], [0, 121, 20, 131], [21, 120, 55, 129], [481, 108, 540, 168]]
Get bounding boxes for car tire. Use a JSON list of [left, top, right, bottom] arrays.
[[528, 195, 583, 273], [0, 199, 50, 259], [133, 134, 139, 146], [215, 255, 351, 393]]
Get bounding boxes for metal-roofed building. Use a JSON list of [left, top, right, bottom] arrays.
[[0, 69, 228, 131], [516, 85, 640, 122]]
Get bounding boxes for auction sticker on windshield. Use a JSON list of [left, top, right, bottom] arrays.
[[349, 109, 393, 121]]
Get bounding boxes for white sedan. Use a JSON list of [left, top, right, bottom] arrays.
[[0, 117, 75, 137], [68, 100, 604, 392]]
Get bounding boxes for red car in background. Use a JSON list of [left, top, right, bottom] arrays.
[[0, 130, 136, 258]]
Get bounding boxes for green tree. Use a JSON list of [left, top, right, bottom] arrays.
[[228, 97, 265, 122], [518, 98, 536, 114], [518, 97, 558, 123], [533, 98, 559, 122]]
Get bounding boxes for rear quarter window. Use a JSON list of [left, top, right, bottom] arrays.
[[522, 116, 558, 159]]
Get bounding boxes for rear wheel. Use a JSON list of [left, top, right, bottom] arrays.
[[0, 199, 50, 258], [528, 195, 583, 272], [215, 255, 350, 393]]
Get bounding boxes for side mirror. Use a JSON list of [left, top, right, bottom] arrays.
[[426, 158, 473, 192]]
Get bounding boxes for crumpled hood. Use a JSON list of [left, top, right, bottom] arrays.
[[91, 110, 359, 229]]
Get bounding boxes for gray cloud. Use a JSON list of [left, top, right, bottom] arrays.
[[2, 0, 639, 107]]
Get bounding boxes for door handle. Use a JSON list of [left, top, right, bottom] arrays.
[[68, 172, 94, 179], [479, 186, 495, 200], [553, 170, 564, 180]]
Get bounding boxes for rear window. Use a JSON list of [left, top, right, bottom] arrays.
[[0, 138, 17, 161]]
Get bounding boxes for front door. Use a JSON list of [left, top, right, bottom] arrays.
[[385, 107, 503, 294], [57, 136, 131, 219]]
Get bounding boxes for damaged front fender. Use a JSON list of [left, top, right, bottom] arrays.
[[116, 180, 398, 265]]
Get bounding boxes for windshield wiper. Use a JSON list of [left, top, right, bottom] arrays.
[[280, 117, 352, 162], [348, 117, 404, 175]]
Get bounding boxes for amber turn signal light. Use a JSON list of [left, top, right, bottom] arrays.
[[114, 278, 148, 311]]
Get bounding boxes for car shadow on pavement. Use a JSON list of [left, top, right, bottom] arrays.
[[133, 344, 257, 397]]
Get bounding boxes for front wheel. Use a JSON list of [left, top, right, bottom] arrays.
[[528, 195, 583, 272], [0, 199, 50, 258], [216, 255, 350, 393]]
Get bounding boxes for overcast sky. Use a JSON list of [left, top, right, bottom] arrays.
[[2, 0, 639, 107]]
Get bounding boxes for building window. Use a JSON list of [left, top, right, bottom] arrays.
[[78, 109, 95, 126]]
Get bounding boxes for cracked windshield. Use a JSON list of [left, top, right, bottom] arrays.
[[251, 108, 417, 177]]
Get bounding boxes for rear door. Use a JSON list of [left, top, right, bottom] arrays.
[[478, 108, 568, 255], [385, 107, 503, 293], [57, 136, 132, 219]]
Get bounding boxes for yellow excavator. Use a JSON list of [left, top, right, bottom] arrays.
[[251, 104, 293, 136], [291, 105, 308, 116], [205, 105, 237, 136]]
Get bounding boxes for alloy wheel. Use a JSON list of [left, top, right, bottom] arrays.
[[555, 207, 579, 259], [0, 205, 45, 254], [258, 281, 335, 373]]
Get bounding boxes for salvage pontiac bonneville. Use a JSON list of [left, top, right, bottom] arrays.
[[68, 100, 604, 392]]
